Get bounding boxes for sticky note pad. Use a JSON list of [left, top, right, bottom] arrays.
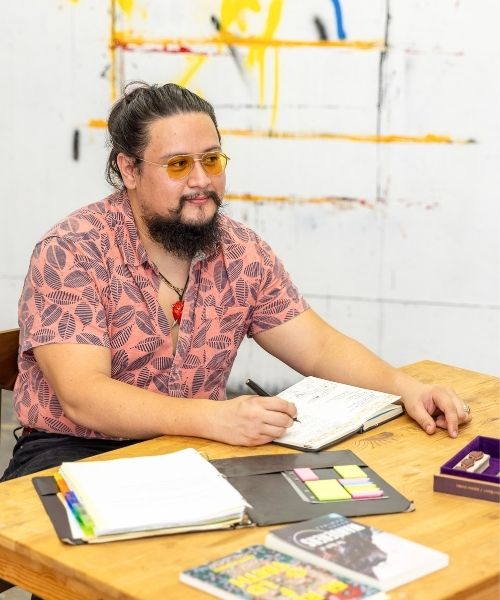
[[338, 478, 372, 486], [342, 483, 379, 490], [333, 465, 366, 479], [343, 485, 381, 495], [293, 467, 319, 482], [350, 489, 384, 499], [305, 479, 352, 501]]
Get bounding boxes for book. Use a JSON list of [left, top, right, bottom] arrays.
[[180, 544, 386, 599], [275, 376, 404, 451], [265, 512, 449, 591], [35, 448, 249, 543]]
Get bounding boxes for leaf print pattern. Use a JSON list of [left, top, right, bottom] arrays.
[[112, 306, 135, 328], [41, 305, 62, 327], [135, 311, 156, 335], [32, 328, 56, 344], [75, 303, 93, 326], [32, 265, 44, 288], [219, 311, 244, 333], [207, 335, 232, 350], [63, 270, 92, 288], [58, 312, 76, 339], [133, 337, 163, 353], [14, 190, 308, 438], [205, 350, 231, 370], [213, 262, 228, 292], [47, 291, 81, 305]]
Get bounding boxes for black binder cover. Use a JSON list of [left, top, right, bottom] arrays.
[[34, 450, 413, 543], [211, 450, 414, 526], [32, 476, 85, 545]]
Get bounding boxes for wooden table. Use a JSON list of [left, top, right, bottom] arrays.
[[0, 361, 498, 599]]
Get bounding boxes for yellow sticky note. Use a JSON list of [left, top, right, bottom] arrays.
[[305, 479, 351, 501], [333, 465, 366, 478]]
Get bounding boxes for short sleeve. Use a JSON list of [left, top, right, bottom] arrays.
[[247, 238, 309, 337], [19, 235, 110, 353]]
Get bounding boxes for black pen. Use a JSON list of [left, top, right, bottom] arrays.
[[245, 379, 300, 422]]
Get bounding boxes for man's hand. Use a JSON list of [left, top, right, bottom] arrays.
[[401, 382, 472, 438], [209, 394, 297, 446]]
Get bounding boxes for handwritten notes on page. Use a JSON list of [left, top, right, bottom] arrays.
[[276, 377, 402, 451]]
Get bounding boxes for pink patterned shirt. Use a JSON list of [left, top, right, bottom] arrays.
[[15, 190, 309, 438]]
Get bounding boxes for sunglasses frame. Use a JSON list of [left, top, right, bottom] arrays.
[[135, 151, 230, 180]]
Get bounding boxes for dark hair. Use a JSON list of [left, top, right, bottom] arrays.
[[105, 81, 221, 189]]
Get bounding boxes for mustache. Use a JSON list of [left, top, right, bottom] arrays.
[[169, 190, 223, 215]]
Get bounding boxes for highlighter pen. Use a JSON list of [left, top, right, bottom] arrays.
[[245, 379, 300, 423]]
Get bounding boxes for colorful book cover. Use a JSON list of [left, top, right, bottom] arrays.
[[180, 544, 386, 599], [265, 513, 448, 591]]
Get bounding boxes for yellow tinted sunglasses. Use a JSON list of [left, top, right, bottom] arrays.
[[137, 151, 229, 180]]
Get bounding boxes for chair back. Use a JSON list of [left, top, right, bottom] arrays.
[[0, 328, 20, 432], [0, 328, 19, 593], [0, 329, 19, 394]]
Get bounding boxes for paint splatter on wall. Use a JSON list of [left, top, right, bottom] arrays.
[[2, 0, 498, 381]]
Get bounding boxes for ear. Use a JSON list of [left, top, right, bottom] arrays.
[[117, 153, 139, 189]]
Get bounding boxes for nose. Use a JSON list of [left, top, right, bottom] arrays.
[[187, 158, 212, 188]]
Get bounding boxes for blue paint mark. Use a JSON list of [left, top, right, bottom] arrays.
[[330, 0, 346, 40]]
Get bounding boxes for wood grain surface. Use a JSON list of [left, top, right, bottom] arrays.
[[0, 361, 498, 599]]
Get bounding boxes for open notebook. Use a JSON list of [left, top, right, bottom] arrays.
[[33, 448, 249, 544], [274, 376, 404, 451]]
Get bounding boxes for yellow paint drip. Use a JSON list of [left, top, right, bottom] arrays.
[[117, 0, 134, 17], [176, 55, 208, 88], [220, 0, 260, 34], [246, 0, 283, 106], [270, 47, 279, 128]]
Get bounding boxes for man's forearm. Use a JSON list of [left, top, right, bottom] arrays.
[[58, 374, 215, 439], [310, 327, 422, 398]]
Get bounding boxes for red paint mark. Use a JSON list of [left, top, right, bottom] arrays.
[[112, 39, 208, 55]]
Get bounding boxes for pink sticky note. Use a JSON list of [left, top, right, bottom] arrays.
[[350, 489, 384, 499], [293, 467, 319, 482]]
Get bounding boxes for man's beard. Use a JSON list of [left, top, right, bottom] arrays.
[[143, 190, 223, 260]]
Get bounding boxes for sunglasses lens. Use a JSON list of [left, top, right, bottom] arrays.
[[166, 156, 194, 179], [165, 152, 228, 179], [201, 152, 227, 175]]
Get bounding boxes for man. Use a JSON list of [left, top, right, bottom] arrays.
[[2, 82, 471, 481]]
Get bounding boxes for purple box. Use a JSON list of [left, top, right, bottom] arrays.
[[433, 436, 500, 503]]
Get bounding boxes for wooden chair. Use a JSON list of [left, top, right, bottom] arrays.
[[0, 328, 19, 592], [0, 328, 20, 426]]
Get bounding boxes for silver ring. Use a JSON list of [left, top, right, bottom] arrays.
[[463, 403, 471, 414]]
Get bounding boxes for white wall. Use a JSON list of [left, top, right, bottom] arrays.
[[1, 0, 499, 394]]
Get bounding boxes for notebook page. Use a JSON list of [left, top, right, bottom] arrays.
[[60, 448, 248, 536], [277, 377, 400, 449]]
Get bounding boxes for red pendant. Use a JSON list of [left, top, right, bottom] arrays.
[[172, 300, 184, 324]]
